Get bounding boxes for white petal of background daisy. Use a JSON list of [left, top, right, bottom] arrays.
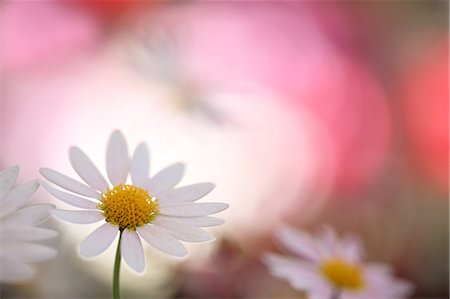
[[263, 225, 413, 299], [40, 130, 228, 299], [0, 166, 58, 283]]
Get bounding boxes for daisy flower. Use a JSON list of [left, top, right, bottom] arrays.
[[264, 225, 413, 299], [0, 166, 58, 283], [39, 130, 228, 276]]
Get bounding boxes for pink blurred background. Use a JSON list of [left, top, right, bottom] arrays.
[[1, 1, 448, 298]]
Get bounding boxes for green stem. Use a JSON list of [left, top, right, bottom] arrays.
[[113, 230, 123, 299]]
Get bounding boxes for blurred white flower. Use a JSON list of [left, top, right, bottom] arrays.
[[264, 225, 413, 299], [0, 166, 57, 283], [40, 130, 228, 273]]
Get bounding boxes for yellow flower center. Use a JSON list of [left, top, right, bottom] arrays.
[[98, 184, 159, 230], [320, 259, 364, 290]]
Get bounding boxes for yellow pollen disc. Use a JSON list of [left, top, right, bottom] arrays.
[[98, 184, 159, 230], [320, 259, 364, 290]]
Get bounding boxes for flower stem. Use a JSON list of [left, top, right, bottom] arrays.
[[113, 229, 123, 299]]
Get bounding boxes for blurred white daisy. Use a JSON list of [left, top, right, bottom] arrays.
[[40, 130, 228, 273], [0, 166, 58, 283], [264, 225, 413, 299]]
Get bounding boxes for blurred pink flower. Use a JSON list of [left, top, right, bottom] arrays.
[[74, 2, 155, 22], [1, 2, 101, 73], [134, 2, 391, 193], [398, 37, 449, 191]]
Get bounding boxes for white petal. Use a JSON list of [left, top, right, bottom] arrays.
[[121, 230, 145, 273], [364, 263, 414, 298], [69, 147, 109, 192], [159, 202, 229, 217], [387, 280, 414, 298], [263, 253, 323, 290], [2, 204, 54, 226], [146, 163, 185, 196], [0, 165, 19, 199], [339, 234, 364, 263], [0, 180, 39, 219], [131, 143, 150, 188], [53, 209, 104, 224], [276, 225, 323, 262], [39, 168, 99, 198], [137, 225, 187, 257], [0, 258, 35, 283], [106, 131, 129, 186], [1, 226, 58, 241], [153, 217, 215, 242], [158, 183, 215, 203], [2, 241, 57, 262], [316, 225, 338, 257], [307, 284, 335, 299], [80, 223, 118, 257], [157, 215, 224, 227], [41, 182, 98, 209]]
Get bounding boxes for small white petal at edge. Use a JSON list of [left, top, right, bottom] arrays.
[[2, 242, 57, 262], [0, 165, 19, 199], [0, 258, 34, 283], [2, 204, 54, 226], [0, 226, 58, 241], [0, 180, 39, 219], [80, 223, 118, 257], [121, 230, 145, 273]]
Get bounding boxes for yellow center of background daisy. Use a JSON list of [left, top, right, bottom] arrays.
[[320, 259, 364, 290], [98, 184, 159, 230]]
